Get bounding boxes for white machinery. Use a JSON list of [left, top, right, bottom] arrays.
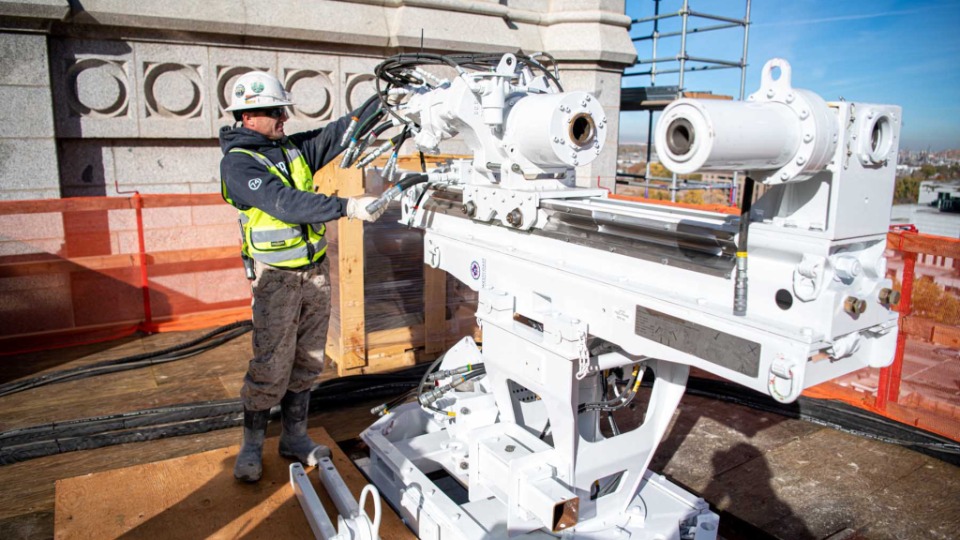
[[291, 459, 383, 540], [357, 53, 902, 539]]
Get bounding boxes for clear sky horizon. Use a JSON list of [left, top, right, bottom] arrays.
[[619, 0, 960, 152]]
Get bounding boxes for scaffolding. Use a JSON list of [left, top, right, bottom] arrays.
[[619, 0, 752, 203]]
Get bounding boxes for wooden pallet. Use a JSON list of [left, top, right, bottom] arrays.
[[314, 159, 480, 376], [54, 427, 414, 540]]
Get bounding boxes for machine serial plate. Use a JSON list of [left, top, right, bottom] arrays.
[[634, 306, 760, 376]]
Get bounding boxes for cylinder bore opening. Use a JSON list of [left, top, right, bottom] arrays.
[[869, 115, 892, 160], [666, 118, 695, 157], [568, 113, 595, 147]]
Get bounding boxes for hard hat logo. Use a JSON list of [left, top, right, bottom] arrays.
[[251, 81, 265, 94], [234, 84, 245, 98]]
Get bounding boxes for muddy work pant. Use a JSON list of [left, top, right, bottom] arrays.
[[241, 257, 332, 411]]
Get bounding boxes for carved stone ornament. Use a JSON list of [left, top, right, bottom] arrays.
[[66, 58, 129, 118], [143, 62, 203, 118], [344, 73, 376, 111], [283, 69, 333, 121]]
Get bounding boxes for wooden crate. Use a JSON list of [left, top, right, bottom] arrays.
[[314, 159, 480, 376]]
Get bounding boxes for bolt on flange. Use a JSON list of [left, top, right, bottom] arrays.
[[506, 208, 523, 228], [844, 296, 867, 315], [878, 288, 901, 306]]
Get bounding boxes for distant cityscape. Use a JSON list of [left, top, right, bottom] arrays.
[[897, 149, 960, 176]]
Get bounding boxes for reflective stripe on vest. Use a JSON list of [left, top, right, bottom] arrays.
[[253, 237, 328, 264], [221, 142, 327, 268]]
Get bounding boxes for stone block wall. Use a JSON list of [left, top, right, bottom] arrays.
[[47, 38, 385, 196], [0, 31, 60, 199], [0, 0, 635, 338], [0, 0, 636, 198]]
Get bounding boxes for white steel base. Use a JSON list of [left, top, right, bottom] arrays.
[[361, 404, 718, 540]]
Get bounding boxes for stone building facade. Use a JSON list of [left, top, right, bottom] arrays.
[[0, 0, 636, 200]]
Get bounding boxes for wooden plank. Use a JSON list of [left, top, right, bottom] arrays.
[[369, 153, 471, 168], [54, 427, 414, 540], [366, 352, 416, 373], [350, 316, 480, 374], [681, 91, 733, 100], [363, 344, 417, 374], [365, 315, 478, 351], [423, 265, 447, 356], [315, 162, 367, 374], [336, 211, 367, 373]]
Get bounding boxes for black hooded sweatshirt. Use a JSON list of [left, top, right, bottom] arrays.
[[218, 104, 375, 225]]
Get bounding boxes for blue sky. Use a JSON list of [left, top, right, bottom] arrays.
[[619, 0, 960, 151]]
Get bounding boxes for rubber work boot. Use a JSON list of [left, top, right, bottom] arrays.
[[278, 390, 331, 466], [233, 408, 270, 482]]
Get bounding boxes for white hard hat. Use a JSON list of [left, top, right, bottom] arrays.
[[225, 71, 294, 112]]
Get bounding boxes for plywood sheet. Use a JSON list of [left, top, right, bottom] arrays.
[[54, 427, 413, 539]]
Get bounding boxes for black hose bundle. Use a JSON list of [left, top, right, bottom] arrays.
[[368, 50, 564, 158], [0, 364, 433, 465], [364, 172, 430, 215], [0, 321, 253, 399], [2, 318, 955, 470]]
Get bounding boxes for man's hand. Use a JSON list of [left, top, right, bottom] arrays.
[[346, 197, 387, 222]]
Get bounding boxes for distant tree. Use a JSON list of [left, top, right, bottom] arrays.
[[908, 276, 960, 325], [648, 188, 670, 200], [681, 190, 704, 205], [920, 164, 938, 178], [893, 176, 921, 204], [649, 163, 671, 178], [705, 189, 731, 206]]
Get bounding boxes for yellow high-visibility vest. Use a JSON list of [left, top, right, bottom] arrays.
[[221, 143, 327, 268]]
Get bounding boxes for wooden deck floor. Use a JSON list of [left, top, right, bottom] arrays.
[[0, 329, 958, 539]]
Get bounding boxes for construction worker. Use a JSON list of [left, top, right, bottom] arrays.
[[219, 71, 384, 482]]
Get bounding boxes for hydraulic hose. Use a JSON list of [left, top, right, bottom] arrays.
[[579, 365, 642, 413], [0, 365, 433, 465], [365, 173, 429, 215], [0, 321, 252, 398]]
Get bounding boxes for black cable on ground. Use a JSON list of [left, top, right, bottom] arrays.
[[0, 363, 433, 465], [3, 329, 956, 469], [0, 321, 252, 398]]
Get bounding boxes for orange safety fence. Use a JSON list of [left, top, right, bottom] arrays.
[[3, 192, 958, 441], [0, 194, 252, 355], [810, 225, 960, 442]]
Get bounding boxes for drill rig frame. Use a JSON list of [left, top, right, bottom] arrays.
[[353, 53, 901, 540]]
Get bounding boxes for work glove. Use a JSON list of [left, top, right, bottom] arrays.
[[346, 196, 386, 222]]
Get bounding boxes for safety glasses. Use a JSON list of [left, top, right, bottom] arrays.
[[258, 108, 287, 119]]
